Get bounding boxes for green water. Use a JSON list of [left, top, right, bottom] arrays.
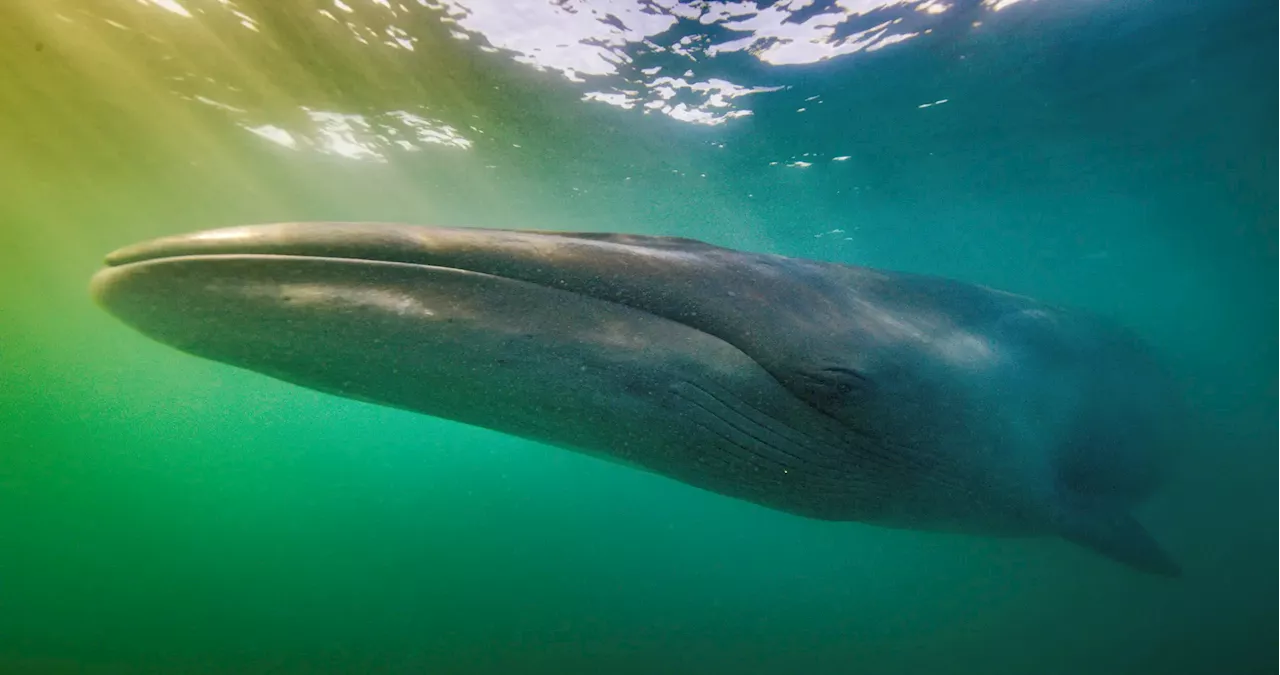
[[1, 1, 1274, 673]]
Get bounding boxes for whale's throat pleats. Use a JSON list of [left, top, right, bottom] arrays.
[[665, 379, 982, 521]]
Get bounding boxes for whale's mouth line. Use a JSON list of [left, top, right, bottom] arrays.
[[100, 223, 628, 270], [98, 229, 650, 318], [106, 246, 467, 271], [99, 237, 605, 308], [106, 251, 472, 273]]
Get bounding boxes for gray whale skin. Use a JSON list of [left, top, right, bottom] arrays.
[[91, 222, 1182, 576]]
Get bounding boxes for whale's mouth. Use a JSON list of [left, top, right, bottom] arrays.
[[95, 223, 863, 399], [96, 222, 748, 336]]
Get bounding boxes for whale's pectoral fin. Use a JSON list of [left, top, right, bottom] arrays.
[[1055, 495, 1182, 577]]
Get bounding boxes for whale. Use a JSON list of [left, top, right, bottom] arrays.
[[90, 222, 1182, 576]]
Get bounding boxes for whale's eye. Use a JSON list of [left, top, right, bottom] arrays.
[[823, 367, 868, 391], [792, 365, 872, 415]]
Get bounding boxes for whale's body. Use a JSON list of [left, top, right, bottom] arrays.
[[91, 223, 1181, 575]]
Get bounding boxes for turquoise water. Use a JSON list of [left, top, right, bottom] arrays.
[[1, 1, 1274, 673]]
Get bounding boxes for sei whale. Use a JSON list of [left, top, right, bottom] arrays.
[[90, 222, 1182, 576]]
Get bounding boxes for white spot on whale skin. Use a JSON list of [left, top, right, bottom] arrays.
[[190, 227, 260, 242], [933, 332, 996, 368], [236, 282, 439, 319]]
